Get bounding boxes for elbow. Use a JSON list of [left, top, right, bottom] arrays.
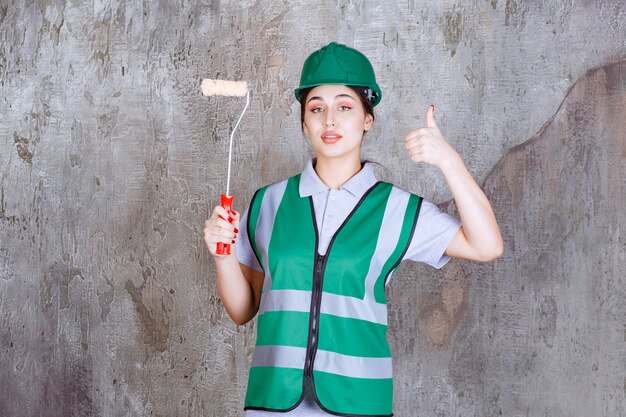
[[477, 240, 504, 262], [493, 235, 504, 259], [231, 314, 253, 326], [489, 243, 504, 261], [232, 317, 249, 326], [230, 308, 258, 326]]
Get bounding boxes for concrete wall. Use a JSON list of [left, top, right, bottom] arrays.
[[1, 1, 624, 416]]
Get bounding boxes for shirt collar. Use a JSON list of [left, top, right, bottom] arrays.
[[299, 158, 378, 199]]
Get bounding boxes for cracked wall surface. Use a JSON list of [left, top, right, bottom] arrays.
[[389, 58, 626, 417], [1, 1, 625, 416]]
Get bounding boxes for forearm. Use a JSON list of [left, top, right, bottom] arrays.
[[441, 154, 503, 259], [214, 253, 257, 325]]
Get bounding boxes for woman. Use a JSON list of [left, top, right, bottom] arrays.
[[204, 42, 503, 416]]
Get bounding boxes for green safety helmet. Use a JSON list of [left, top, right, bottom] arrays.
[[294, 42, 382, 107]]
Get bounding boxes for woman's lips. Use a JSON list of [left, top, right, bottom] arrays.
[[322, 131, 342, 144]]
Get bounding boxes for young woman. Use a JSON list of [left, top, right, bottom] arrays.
[[204, 42, 503, 417]]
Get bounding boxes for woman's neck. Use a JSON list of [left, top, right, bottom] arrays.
[[314, 156, 362, 190]]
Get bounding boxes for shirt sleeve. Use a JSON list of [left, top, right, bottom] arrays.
[[401, 199, 462, 269], [235, 208, 263, 272]]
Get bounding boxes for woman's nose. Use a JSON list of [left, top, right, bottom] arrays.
[[324, 112, 336, 128]]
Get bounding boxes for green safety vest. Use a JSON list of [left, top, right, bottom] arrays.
[[243, 173, 422, 416]]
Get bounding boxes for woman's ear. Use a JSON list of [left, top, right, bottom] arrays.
[[364, 114, 374, 131]]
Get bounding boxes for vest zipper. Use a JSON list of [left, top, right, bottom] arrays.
[[303, 183, 381, 383], [304, 252, 327, 378]]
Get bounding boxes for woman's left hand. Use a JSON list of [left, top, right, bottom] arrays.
[[405, 105, 504, 262], [404, 105, 461, 170]]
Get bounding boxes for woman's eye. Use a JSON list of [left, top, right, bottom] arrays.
[[338, 105, 352, 111]]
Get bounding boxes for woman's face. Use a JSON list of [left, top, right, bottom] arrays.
[[302, 85, 373, 162]]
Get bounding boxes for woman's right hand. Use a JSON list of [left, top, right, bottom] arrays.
[[204, 205, 240, 258]]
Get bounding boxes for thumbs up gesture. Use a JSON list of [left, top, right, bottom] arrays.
[[404, 105, 460, 170]]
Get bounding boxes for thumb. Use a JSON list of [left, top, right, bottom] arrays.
[[425, 104, 437, 129]]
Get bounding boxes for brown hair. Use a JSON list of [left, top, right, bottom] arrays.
[[299, 86, 375, 134]]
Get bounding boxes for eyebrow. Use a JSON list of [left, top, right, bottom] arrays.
[[306, 93, 356, 104]]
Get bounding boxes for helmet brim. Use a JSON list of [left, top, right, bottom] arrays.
[[294, 82, 382, 107]]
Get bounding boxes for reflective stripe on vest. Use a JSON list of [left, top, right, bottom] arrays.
[[244, 174, 422, 416]]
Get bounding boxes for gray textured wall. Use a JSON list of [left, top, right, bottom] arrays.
[[1, 1, 625, 416]]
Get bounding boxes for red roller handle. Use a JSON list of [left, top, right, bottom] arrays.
[[216, 194, 234, 255]]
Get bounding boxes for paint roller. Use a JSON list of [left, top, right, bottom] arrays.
[[201, 79, 250, 255]]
